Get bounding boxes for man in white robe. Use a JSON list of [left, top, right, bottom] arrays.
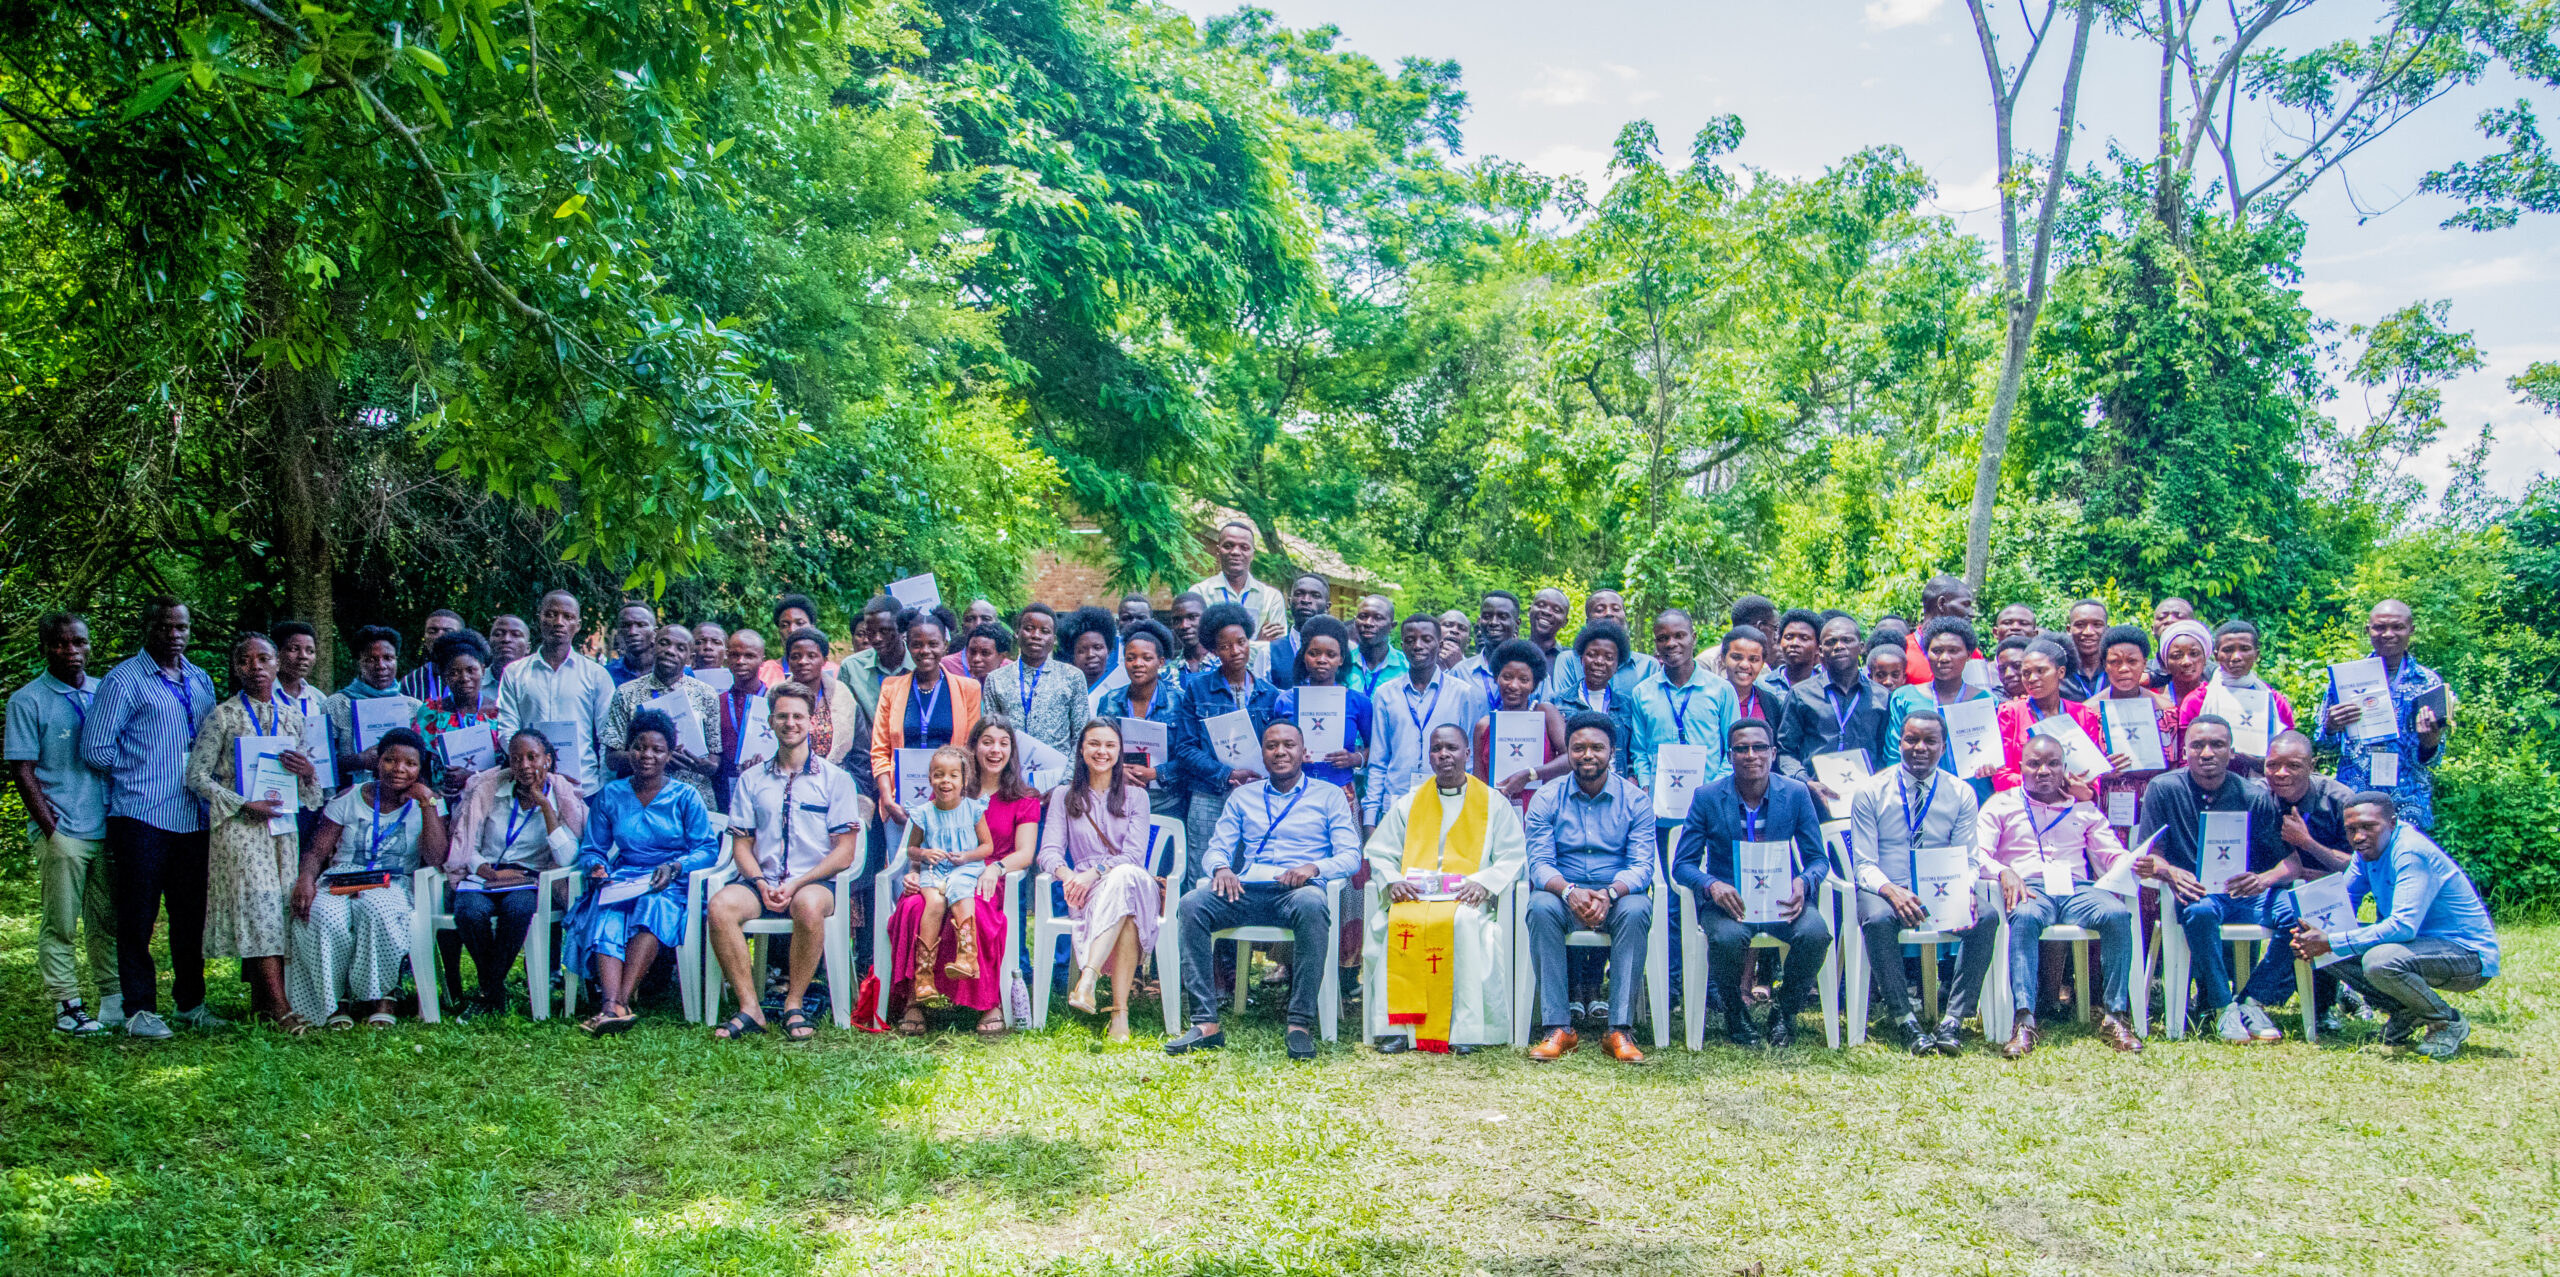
[[1363, 723, 1525, 1053]]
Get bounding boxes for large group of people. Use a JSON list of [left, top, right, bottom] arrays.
[[8, 538, 2497, 1062]]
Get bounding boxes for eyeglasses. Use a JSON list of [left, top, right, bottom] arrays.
[[1730, 742, 1775, 755]]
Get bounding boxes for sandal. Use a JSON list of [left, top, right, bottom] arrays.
[[364, 1011, 397, 1030], [782, 1008, 816, 1042], [325, 1011, 355, 1031], [273, 1013, 315, 1037], [578, 1009, 635, 1037], [715, 1012, 766, 1041], [896, 1006, 928, 1037], [975, 1010, 1009, 1040]]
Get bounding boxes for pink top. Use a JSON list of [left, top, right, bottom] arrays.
[[1971, 787, 2129, 883], [983, 789, 1046, 867], [2176, 681, 2296, 757]]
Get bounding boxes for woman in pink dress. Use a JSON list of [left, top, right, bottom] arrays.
[[887, 718, 1042, 1036]]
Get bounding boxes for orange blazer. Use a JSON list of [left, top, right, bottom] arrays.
[[871, 671, 984, 790]]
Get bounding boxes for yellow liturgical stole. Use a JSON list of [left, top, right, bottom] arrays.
[[1386, 779, 1489, 1052]]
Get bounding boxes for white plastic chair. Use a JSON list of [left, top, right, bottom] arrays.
[[1842, 884, 2014, 1046], [2158, 893, 2315, 1041], [1167, 873, 1348, 1041], [409, 865, 584, 1023], [694, 864, 862, 1030], [1005, 816, 1186, 1032], [1506, 880, 1670, 1048], [670, 865, 723, 1024], [1354, 879, 1522, 1049], [1673, 878, 1842, 1051]]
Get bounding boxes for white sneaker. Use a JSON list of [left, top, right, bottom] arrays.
[[53, 1000, 108, 1035], [2235, 999, 2283, 1042], [2215, 1003, 2253, 1044], [169, 1003, 230, 1029], [97, 993, 126, 1026], [124, 1010, 173, 1039]]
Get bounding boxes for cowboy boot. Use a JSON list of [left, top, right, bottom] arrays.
[[911, 931, 949, 1008], [942, 916, 981, 981]]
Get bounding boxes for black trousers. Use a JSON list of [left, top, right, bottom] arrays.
[[1701, 904, 1832, 1021], [107, 816, 208, 1015], [1177, 882, 1332, 1028], [452, 887, 541, 999]]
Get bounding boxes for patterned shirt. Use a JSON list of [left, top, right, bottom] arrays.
[[982, 656, 1089, 758], [2315, 652, 2448, 830], [605, 672, 724, 808]]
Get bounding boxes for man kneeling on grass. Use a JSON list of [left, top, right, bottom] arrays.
[[1167, 722, 1362, 1060], [706, 684, 867, 1041], [1367, 723, 1527, 1056], [2291, 793, 2498, 1060]]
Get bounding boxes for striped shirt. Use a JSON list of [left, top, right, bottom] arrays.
[[79, 650, 216, 833]]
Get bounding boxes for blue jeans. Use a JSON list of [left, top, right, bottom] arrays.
[[2178, 892, 2279, 1012], [2234, 887, 2340, 1012], [2008, 887, 2135, 1016], [1526, 887, 1650, 1030]]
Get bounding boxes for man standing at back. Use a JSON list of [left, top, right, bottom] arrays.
[[2315, 599, 2448, 831], [1265, 573, 1334, 690], [1189, 520, 1288, 642], [1344, 595, 1409, 701], [1548, 589, 1660, 699], [493, 590, 617, 798], [601, 600, 659, 687], [1903, 576, 1979, 674], [81, 597, 219, 1040], [1447, 591, 1521, 707], [400, 609, 466, 702]]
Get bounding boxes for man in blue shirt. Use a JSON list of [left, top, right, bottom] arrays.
[[1523, 713, 1655, 1063], [2313, 599, 2449, 830], [1168, 721, 1362, 1061], [1364, 613, 1487, 825], [2293, 793, 2498, 1060], [80, 597, 219, 1040], [7, 612, 114, 1034], [1671, 718, 1831, 1047]]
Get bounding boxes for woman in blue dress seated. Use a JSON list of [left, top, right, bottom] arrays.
[[564, 708, 718, 1035]]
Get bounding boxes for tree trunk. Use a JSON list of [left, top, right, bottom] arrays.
[[251, 228, 345, 684], [1964, 0, 2095, 590]]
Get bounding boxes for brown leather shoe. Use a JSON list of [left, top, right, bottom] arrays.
[[2097, 1012, 2144, 1053], [1527, 1028, 1578, 1061], [1601, 1029, 1647, 1063], [2001, 1015, 2038, 1060]]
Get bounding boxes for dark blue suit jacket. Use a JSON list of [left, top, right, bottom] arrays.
[[1670, 773, 1828, 897]]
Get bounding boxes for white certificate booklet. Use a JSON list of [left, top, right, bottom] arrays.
[[2292, 874, 2358, 969], [1941, 699, 1999, 778], [1913, 844, 1976, 931], [1204, 709, 1266, 778], [888, 572, 942, 614], [641, 690, 708, 757], [2209, 685, 2271, 757], [233, 734, 299, 834], [1019, 732, 1070, 791], [1117, 716, 1170, 765], [534, 721, 585, 781], [1491, 710, 1544, 788], [1737, 839, 1794, 924], [1652, 744, 1710, 821], [1297, 685, 1348, 758], [437, 725, 496, 777], [733, 696, 779, 768], [894, 747, 939, 811], [2029, 713, 2113, 777], [2330, 657, 2398, 742], [2102, 699, 2168, 772], [2200, 810, 2249, 889], [1810, 749, 1871, 818], [352, 696, 419, 754]]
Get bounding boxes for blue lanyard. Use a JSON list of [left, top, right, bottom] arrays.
[[2026, 797, 2071, 864], [1740, 797, 1763, 843], [1665, 683, 1697, 743], [151, 664, 199, 736], [1252, 781, 1309, 865], [1828, 682, 1863, 737], [1020, 661, 1045, 714], [240, 693, 276, 737], [907, 676, 945, 740], [1403, 678, 1442, 743], [59, 683, 92, 734], [365, 785, 406, 869], [503, 791, 541, 853], [724, 688, 752, 756], [1899, 770, 1937, 885]]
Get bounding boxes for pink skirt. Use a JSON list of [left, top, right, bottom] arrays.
[[884, 889, 1007, 1013]]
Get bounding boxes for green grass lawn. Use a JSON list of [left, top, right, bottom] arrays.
[[0, 858, 2549, 1277]]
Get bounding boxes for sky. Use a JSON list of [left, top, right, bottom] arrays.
[[1172, 0, 2560, 499]]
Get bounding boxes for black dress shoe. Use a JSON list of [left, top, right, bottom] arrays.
[[1723, 1015, 1761, 1048], [1763, 1010, 1795, 1050], [1373, 1034, 1412, 1054], [1164, 1027, 1226, 1055], [1286, 1026, 1317, 1060], [1894, 1015, 1932, 1054], [1931, 1017, 1966, 1057]]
